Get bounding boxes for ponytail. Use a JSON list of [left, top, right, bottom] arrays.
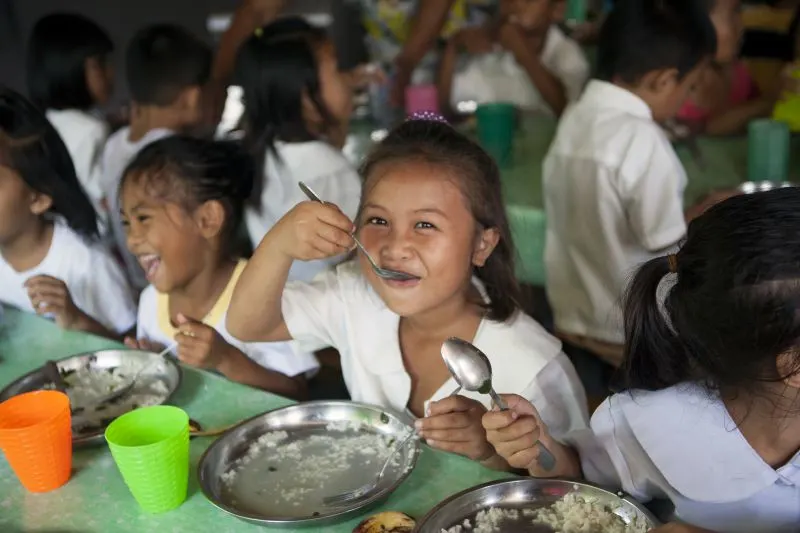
[[618, 255, 692, 391]]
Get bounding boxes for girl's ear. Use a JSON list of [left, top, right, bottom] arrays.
[[472, 227, 500, 267], [194, 199, 226, 239], [778, 351, 800, 389], [29, 191, 53, 216]]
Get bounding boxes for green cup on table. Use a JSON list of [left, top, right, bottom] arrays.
[[476, 102, 516, 168], [747, 118, 791, 183], [105, 406, 189, 514]]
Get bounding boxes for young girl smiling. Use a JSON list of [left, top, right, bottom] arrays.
[[228, 117, 587, 468], [121, 136, 318, 399]]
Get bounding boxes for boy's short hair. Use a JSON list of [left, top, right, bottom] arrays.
[[126, 24, 211, 106], [596, 0, 717, 84], [26, 13, 113, 110]]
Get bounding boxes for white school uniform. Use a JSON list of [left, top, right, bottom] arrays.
[[451, 26, 589, 115], [280, 261, 588, 438], [543, 80, 687, 344], [570, 383, 800, 533], [137, 260, 318, 379], [0, 219, 136, 334], [245, 140, 362, 282], [100, 126, 173, 293], [46, 109, 108, 215]]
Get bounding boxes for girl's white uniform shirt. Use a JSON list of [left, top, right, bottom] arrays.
[[451, 26, 589, 115], [0, 220, 136, 334], [281, 261, 588, 440], [46, 109, 109, 217], [571, 383, 800, 533], [137, 260, 318, 378], [246, 141, 362, 283]]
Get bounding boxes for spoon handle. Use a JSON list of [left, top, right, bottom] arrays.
[[491, 388, 556, 472]]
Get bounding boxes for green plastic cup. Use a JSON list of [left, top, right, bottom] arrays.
[[565, 0, 588, 24], [747, 118, 790, 183], [105, 406, 189, 513], [476, 102, 516, 168]]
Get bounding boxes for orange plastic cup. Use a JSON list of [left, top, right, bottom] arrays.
[[0, 390, 72, 492]]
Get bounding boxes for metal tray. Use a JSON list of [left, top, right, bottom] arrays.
[[414, 478, 660, 532], [198, 401, 420, 528], [0, 349, 182, 446]]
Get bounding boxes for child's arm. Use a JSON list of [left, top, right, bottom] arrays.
[[703, 97, 774, 136], [24, 275, 129, 341], [498, 23, 568, 115], [175, 314, 308, 400], [482, 394, 582, 478], [227, 202, 354, 343]]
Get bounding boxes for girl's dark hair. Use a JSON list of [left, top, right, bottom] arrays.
[[0, 86, 98, 238], [26, 13, 113, 110], [121, 136, 254, 255], [235, 17, 334, 202], [621, 188, 800, 395], [360, 119, 521, 322]]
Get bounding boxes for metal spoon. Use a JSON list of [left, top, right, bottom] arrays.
[[297, 181, 418, 282], [92, 343, 176, 405], [440, 337, 557, 471]]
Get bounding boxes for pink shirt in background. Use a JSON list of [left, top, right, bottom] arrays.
[[677, 63, 759, 124]]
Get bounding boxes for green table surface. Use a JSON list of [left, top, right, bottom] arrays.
[[346, 115, 800, 209], [0, 307, 512, 533]]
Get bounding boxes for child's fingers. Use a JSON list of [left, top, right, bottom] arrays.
[[123, 337, 139, 348], [426, 395, 480, 416], [421, 428, 473, 443], [313, 224, 354, 251], [314, 203, 354, 232], [416, 411, 472, 431], [425, 438, 468, 455], [481, 410, 518, 431], [489, 417, 540, 443]]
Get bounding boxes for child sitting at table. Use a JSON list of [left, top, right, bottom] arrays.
[[0, 87, 136, 339], [438, 0, 589, 116], [26, 13, 114, 217], [121, 136, 318, 399], [484, 189, 800, 533], [542, 0, 716, 406], [676, 0, 773, 135], [236, 16, 362, 282], [226, 116, 588, 469], [101, 24, 211, 294]]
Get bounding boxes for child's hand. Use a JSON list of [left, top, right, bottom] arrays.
[[25, 275, 86, 330], [174, 313, 233, 370], [274, 202, 354, 261], [346, 63, 386, 89], [648, 524, 716, 533], [123, 337, 166, 353], [416, 396, 495, 461], [482, 394, 549, 471], [498, 23, 534, 62], [452, 27, 494, 55]]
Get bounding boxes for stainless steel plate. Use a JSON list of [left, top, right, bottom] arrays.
[[0, 349, 182, 446], [198, 401, 420, 528], [414, 478, 660, 532]]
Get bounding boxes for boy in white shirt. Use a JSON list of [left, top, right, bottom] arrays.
[[438, 0, 589, 116], [542, 0, 717, 402], [100, 24, 211, 293]]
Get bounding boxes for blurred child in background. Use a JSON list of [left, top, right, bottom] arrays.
[[27, 13, 114, 216], [438, 0, 589, 116], [0, 87, 135, 340], [237, 17, 361, 282], [100, 24, 211, 293]]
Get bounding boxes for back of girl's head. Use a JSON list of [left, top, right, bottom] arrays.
[[27, 13, 113, 110], [596, 0, 717, 84], [360, 118, 522, 322], [121, 136, 254, 254], [0, 86, 98, 238], [235, 17, 332, 167], [621, 188, 800, 396]]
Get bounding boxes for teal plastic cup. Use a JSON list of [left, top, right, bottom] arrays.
[[476, 102, 516, 168], [105, 406, 189, 513], [747, 119, 791, 183]]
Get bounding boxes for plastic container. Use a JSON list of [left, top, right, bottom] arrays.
[[105, 405, 190, 513], [0, 390, 72, 492], [747, 118, 791, 183], [476, 102, 516, 167]]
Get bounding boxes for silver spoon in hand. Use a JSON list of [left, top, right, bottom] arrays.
[[297, 181, 418, 282], [441, 337, 557, 471]]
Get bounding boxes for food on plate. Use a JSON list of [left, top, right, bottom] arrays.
[[353, 511, 416, 533]]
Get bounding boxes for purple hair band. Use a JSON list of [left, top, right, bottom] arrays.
[[406, 111, 449, 125]]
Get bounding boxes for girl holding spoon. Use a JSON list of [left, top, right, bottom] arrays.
[[120, 136, 318, 400], [228, 116, 588, 469]]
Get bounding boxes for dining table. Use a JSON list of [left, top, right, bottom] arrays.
[[0, 306, 514, 533]]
